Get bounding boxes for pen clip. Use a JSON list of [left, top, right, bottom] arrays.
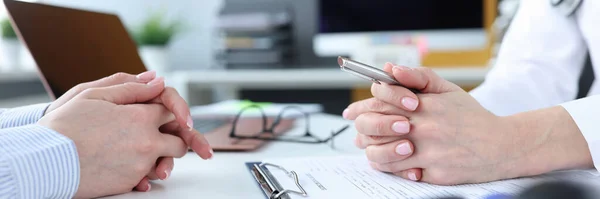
[[340, 66, 381, 85]]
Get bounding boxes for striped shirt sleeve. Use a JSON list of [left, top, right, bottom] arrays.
[[0, 124, 80, 199], [0, 103, 50, 129]]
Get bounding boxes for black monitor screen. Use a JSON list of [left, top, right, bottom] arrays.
[[319, 0, 484, 33]]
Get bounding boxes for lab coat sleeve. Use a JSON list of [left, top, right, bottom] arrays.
[[561, 95, 600, 171], [469, 0, 588, 116]]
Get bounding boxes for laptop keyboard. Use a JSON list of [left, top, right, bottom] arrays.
[[192, 118, 230, 134]]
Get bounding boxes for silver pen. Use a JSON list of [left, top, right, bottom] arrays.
[[337, 56, 419, 93]]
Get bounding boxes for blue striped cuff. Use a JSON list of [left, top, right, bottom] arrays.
[[0, 103, 50, 129], [0, 125, 80, 199]]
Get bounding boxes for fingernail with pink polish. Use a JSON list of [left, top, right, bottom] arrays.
[[342, 109, 349, 119], [401, 97, 418, 111], [187, 115, 194, 131], [395, 142, 412, 155], [146, 183, 152, 192], [208, 149, 214, 160], [408, 171, 418, 181], [147, 76, 164, 86], [136, 70, 156, 82], [392, 121, 410, 134], [164, 169, 171, 180]]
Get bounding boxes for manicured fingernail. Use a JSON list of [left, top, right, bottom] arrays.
[[401, 97, 418, 111], [342, 109, 349, 119], [136, 70, 156, 82], [208, 149, 214, 160], [164, 169, 171, 180], [392, 121, 410, 134], [187, 115, 194, 131], [395, 142, 412, 155], [146, 183, 151, 191], [147, 76, 164, 86], [408, 171, 418, 181], [393, 65, 412, 70]]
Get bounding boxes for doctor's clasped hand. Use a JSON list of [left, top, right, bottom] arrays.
[[344, 64, 594, 185]]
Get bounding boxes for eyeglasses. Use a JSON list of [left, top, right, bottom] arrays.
[[229, 104, 350, 149]]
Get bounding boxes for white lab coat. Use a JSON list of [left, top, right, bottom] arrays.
[[469, 0, 600, 170]]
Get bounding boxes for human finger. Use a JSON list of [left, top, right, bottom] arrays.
[[355, 133, 405, 149], [73, 71, 156, 95], [157, 133, 188, 158], [146, 163, 159, 180], [390, 65, 462, 94], [91, 71, 156, 87], [155, 157, 174, 180], [150, 87, 194, 131], [141, 104, 176, 127], [344, 98, 411, 120], [365, 139, 415, 164], [133, 177, 151, 192], [159, 121, 213, 160], [79, 77, 165, 105], [392, 168, 423, 182], [354, 112, 410, 136], [371, 80, 420, 112], [169, 127, 213, 160]]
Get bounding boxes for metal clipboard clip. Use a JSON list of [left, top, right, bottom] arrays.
[[250, 162, 308, 199]]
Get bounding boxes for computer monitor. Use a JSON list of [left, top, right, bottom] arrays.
[[314, 0, 487, 57]]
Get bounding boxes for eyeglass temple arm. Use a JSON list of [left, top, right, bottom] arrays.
[[272, 106, 312, 136], [229, 104, 268, 137]]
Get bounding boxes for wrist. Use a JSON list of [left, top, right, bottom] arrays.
[[501, 106, 593, 178]]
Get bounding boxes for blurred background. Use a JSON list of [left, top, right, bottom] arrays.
[[0, 0, 519, 115]]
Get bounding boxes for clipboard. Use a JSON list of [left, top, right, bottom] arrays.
[[245, 162, 308, 199]]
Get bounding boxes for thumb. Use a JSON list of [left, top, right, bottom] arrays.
[[388, 63, 462, 93], [79, 77, 165, 104]]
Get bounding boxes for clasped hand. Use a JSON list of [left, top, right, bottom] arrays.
[[38, 71, 213, 198], [344, 64, 529, 185]]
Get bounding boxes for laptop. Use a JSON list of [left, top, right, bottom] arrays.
[[3, 0, 146, 99], [3, 0, 292, 151]]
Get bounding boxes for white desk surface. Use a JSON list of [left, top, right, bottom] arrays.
[[169, 67, 490, 89], [102, 113, 362, 199]]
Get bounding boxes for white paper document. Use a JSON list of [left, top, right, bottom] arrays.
[[262, 155, 600, 199], [190, 100, 322, 118]]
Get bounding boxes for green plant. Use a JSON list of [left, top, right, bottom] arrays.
[[132, 12, 181, 46], [1, 18, 17, 39]]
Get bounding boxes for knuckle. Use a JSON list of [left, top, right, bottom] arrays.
[[366, 99, 385, 111], [374, 119, 388, 136], [79, 87, 99, 97], [72, 83, 89, 94], [368, 135, 386, 144], [420, 67, 434, 75], [109, 72, 131, 82], [175, 143, 187, 157]]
